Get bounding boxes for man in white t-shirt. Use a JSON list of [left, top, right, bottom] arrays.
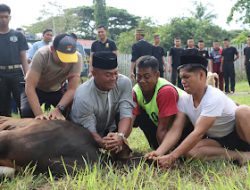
[[146, 55, 250, 168]]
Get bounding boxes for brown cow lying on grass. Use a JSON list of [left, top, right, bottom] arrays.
[[0, 117, 134, 177]]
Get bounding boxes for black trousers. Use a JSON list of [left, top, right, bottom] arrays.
[[133, 109, 193, 150], [171, 67, 183, 89], [0, 69, 24, 116], [246, 63, 250, 86], [21, 88, 64, 118], [223, 63, 235, 93]]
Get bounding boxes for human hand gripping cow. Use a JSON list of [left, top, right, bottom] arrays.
[[70, 52, 134, 156], [21, 34, 82, 120], [145, 55, 250, 169]]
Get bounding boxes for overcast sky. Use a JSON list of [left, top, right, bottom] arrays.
[[1, 0, 248, 30]]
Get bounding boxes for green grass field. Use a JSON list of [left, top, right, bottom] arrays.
[[1, 82, 250, 190]]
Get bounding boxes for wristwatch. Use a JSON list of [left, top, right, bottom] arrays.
[[117, 132, 126, 140], [56, 104, 65, 113]]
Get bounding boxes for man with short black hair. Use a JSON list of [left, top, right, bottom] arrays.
[[221, 38, 239, 94], [152, 34, 166, 77], [146, 55, 250, 168], [132, 55, 187, 149], [244, 36, 250, 92], [28, 29, 53, 62], [0, 4, 29, 116], [89, 25, 117, 76], [130, 29, 153, 80], [168, 37, 184, 88], [71, 52, 133, 154], [21, 33, 82, 120], [183, 37, 199, 56]]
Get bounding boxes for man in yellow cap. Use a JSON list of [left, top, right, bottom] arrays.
[[21, 33, 82, 120]]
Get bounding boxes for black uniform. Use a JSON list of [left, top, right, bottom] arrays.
[[222, 46, 238, 93], [152, 45, 165, 77], [169, 47, 184, 89], [244, 46, 250, 86], [131, 39, 153, 74], [183, 48, 199, 56], [198, 49, 209, 59], [0, 29, 28, 116], [91, 39, 117, 53]]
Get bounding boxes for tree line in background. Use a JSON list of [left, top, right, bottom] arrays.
[[24, 0, 250, 53]]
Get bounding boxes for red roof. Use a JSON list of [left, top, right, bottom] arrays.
[[77, 39, 94, 48]]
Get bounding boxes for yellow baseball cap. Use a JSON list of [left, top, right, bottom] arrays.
[[54, 34, 78, 63]]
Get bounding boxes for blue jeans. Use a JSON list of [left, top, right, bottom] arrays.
[[21, 88, 63, 118], [0, 69, 24, 116]]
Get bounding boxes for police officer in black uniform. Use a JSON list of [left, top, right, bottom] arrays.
[[198, 39, 209, 59], [0, 4, 29, 116], [89, 25, 117, 77]]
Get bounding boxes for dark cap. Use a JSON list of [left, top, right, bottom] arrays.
[[178, 55, 208, 71], [54, 34, 78, 63], [92, 52, 118, 70]]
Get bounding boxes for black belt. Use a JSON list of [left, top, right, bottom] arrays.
[[0, 64, 22, 70]]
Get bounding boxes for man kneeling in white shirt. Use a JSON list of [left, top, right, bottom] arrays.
[[146, 55, 250, 168]]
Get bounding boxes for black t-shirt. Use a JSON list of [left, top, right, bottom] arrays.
[[183, 48, 199, 56], [131, 40, 153, 62], [169, 47, 184, 68], [198, 49, 209, 59], [91, 38, 117, 53], [0, 29, 28, 66], [244, 47, 250, 64], [152, 46, 165, 71], [222, 46, 238, 63]]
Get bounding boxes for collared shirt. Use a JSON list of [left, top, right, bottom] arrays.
[[70, 74, 134, 137], [30, 46, 82, 92], [198, 49, 209, 59], [0, 29, 28, 66], [91, 38, 117, 53], [28, 40, 51, 60]]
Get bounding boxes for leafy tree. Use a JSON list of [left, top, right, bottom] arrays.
[[94, 0, 108, 28], [153, 17, 228, 51], [231, 30, 250, 44], [107, 7, 140, 40], [116, 18, 157, 53], [25, 5, 140, 40], [190, 1, 217, 22], [227, 0, 250, 25], [72, 6, 96, 39]]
